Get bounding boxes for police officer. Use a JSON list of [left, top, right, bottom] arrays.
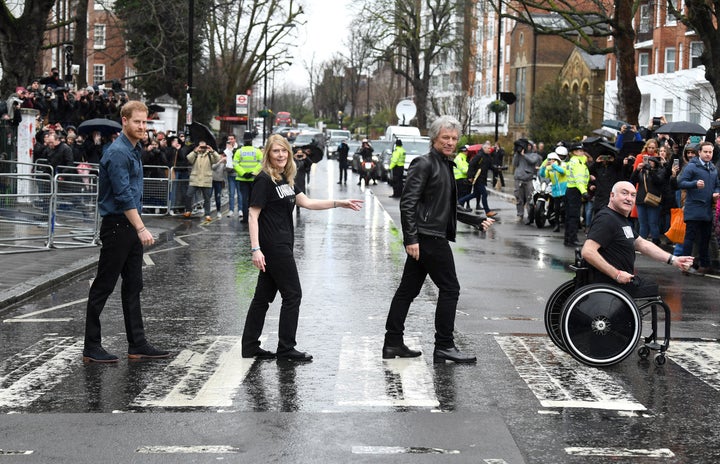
[[564, 142, 590, 246], [234, 132, 263, 222], [389, 139, 406, 197]]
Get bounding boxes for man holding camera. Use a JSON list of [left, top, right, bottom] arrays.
[[184, 140, 221, 221]]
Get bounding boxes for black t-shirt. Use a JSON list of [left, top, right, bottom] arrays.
[[250, 171, 300, 253], [586, 206, 637, 284]]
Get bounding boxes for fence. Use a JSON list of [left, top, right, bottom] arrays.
[[0, 160, 228, 253]]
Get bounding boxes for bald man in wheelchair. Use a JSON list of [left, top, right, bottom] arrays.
[[581, 181, 693, 298]]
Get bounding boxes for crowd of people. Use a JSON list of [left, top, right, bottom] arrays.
[[509, 122, 720, 275]]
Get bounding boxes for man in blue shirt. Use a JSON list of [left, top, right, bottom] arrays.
[[83, 101, 170, 363]]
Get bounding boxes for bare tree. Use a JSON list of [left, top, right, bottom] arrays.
[[204, 0, 303, 118], [342, 17, 375, 120], [360, 0, 460, 129], [0, 0, 56, 95], [501, 0, 642, 125]]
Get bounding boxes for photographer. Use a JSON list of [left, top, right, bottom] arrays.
[[184, 140, 220, 221], [630, 153, 666, 244], [293, 146, 311, 194], [512, 138, 542, 223], [614, 123, 643, 149]]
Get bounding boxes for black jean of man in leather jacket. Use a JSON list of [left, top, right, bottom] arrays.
[[400, 147, 458, 246]]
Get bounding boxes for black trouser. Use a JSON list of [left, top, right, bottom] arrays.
[[683, 220, 713, 268], [391, 166, 404, 196], [242, 248, 302, 356], [385, 235, 460, 349], [338, 160, 348, 183], [84, 215, 147, 349], [564, 187, 582, 243]]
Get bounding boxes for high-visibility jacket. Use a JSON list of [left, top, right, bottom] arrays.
[[233, 145, 263, 181], [453, 152, 469, 180], [539, 161, 568, 198], [565, 154, 589, 194], [389, 146, 406, 170]]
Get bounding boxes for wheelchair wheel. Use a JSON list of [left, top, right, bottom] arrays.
[[544, 279, 576, 352], [560, 284, 642, 367]]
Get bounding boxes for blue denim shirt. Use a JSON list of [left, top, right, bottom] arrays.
[[97, 132, 144, 217]]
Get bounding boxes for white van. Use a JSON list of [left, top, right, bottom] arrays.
[[325, 129, 352, 159], [385, 125, 421, 141]]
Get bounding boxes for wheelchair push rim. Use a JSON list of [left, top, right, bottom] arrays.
[[544, 279, 576, 352], [560, 284, 642, 367]]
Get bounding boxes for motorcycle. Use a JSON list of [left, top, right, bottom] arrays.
[[527, 176, 553, 228], [359, 156, 378, 186]]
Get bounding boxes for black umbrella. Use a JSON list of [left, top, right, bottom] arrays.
[[300, 133, 326, 163], [601, 119, 629, 131], [582, 137, 618, 157], [77, 118, 122, 136], [148, 104, 165, 114], [188, 122, 218, 151], [655, 121, 706, 136]]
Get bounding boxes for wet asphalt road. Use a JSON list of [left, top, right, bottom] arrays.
[[1, 160, 720, 463]]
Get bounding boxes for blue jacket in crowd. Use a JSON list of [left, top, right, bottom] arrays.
[[677, 157, 720, 221]]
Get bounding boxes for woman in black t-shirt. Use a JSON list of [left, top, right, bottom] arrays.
[[241, 134, 363, 362]]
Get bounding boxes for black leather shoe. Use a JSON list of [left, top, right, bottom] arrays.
[[552, 225, 560, 232], [433, 347, 477, 364], [276, 349, 313, 362], [564, 240, 581, 247], [82, 346, 119, 363], [242, 348, 276, 359], [128, 343, 170, 360], [382, 344, 422, 359]]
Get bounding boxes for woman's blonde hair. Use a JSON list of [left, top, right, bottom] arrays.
[[642, 138, 658, 152], [262, 134, 297, 187]]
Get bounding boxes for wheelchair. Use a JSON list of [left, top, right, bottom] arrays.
[[544, 251, 671, 367]]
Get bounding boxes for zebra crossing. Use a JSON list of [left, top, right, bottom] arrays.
[[1, 334, 719, 413]]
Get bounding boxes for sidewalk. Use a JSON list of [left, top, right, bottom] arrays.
[[0, 216, 180, 311]]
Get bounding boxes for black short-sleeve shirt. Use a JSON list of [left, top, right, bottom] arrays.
[[250, 172, 299, 253], [586, 206, 637, 283]]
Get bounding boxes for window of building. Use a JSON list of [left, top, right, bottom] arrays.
[[638, 53, 649, 76], [663, 99, 673, 122], [93, 64, 105, 85], [665, 48, 676, 73], [690, 41, 703, 68], [514, 67, 526, 123], [666, 0, 678, 25], [639, 5, 651, 33], [94, 24, 106, 49]]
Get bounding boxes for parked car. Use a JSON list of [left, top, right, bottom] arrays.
[[292, 131, 323, 151]]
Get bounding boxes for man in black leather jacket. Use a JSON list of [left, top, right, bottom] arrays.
[[382, 116, 493, 364]]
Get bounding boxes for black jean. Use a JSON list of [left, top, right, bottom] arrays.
[[84, 215, 147, 349], [385, 235, 460, 349], [683, 220, 713, 267], [338, 160, 348, 183], [242, 248, 302, 356]]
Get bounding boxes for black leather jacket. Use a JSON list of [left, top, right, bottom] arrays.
[[400, 147, 457, 245]]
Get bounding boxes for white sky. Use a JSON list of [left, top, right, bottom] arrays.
[[280, 0, 354, 89]]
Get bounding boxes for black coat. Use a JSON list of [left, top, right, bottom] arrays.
[[400, 148, 457, 245]]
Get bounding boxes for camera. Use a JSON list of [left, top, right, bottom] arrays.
[[711, 121, 720, 129], [652, 117, 662, 126]]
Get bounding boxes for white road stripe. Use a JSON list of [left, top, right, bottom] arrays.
[[132, 336, 254, 408], [667, 340, 720, 391], [0, 449, 34, 455], [0, 337, 82, 409], [2, 298, 86, 323], [352, 446, 460, 455], [495, 335, 646, 411], [565, 447, 674, 457], [335, 335, 439, 408], [4, 318, 73, 323], [136, 445, 239, 454]]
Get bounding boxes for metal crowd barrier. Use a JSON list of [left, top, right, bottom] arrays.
[[0, 159, 231, 253]]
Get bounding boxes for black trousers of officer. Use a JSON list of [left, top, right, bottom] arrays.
[[564, 187, 582, 243], [338, 159, 348, 183], [84, 215, 147, 350], [242, 247, 302, 356], [391, 166, 404, 196], [385, 234, 460, 350]]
